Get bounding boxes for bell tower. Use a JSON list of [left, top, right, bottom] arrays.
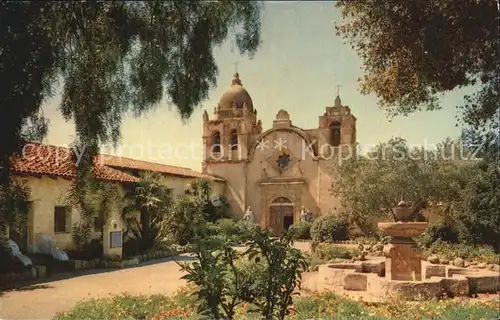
[[317, 94, 357, 158], [202, 73, 262, 171]]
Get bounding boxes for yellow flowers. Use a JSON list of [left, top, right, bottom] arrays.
[[151, 307, 191, 319]]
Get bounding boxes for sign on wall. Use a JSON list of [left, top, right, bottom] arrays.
[[110, 231, 123, 248], [211, 195, 222, 207]]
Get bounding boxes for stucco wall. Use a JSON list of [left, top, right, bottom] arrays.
[[14, 175, 127, 252], [317, 159, 342, 214], [204, 163, 246, 216], [14, 172, 225, 252], [246, 129, 320, 223]]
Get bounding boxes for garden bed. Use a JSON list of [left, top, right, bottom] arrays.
[[53, 288, 500, 320]]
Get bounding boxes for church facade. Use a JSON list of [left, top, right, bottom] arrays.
[[202, 73, 357, 235]]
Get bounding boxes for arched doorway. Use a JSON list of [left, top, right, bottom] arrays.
[[269, 197, 294, 236]]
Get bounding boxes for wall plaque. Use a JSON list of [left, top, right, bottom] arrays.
[[110, 231, 123, 248]]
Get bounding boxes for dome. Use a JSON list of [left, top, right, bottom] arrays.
[[276, 109, 290, 120], [218, 73, 253, 110]]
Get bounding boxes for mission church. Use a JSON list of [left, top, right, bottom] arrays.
[[202, 73, 357, 236], [7, 72, 357, 252]]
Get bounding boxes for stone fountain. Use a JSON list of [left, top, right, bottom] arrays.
[[309, 200, 500, 301], [378, 200, 428, 281]]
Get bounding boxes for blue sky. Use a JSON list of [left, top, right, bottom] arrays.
[[41, 2, 472, 170]]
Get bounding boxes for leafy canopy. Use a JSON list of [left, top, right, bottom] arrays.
[[0, 1, 262, 181], [332, 138, 476, 229], [335, 0, 499, 132]]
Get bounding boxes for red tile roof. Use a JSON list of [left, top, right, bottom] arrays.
[[11, 143, 139, 183], [99, 155, 224, 182], [11, 143, 224, 183]]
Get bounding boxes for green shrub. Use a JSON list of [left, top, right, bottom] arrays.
[[203, 218, 247, 244], [178, 228, 308, 320], [67, 238, 103, 260], [217, 218, 239, 235], [0, 244, 22, 273], [313, 243, 358, 261], [422, 240, 500, 264], [310, 214, 349, 243], [203, 221, 220, 236], [417, 223, 459, 248], [288, 221, 311, 240]]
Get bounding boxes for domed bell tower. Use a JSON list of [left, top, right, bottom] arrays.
[[202, 73, 262, 171]]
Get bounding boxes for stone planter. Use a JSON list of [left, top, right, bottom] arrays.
[[378, 222, 428, 239], [34, 265, 47, 278], [106, 260, 123, 268], [68, 260, 82, 271], [22, 268, 37, 281]]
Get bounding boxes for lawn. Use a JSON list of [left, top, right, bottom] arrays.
[[54, 287, 500, 320]]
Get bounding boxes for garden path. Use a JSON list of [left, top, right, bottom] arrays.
[[0, 242, 313, 320], [0, 255, 193, 320]]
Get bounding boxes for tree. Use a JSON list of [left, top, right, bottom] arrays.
[[186, 179, 231, 222], [335, 0, 499, 132], [457, 160, 500, 250], [158, 194, 206, 245], [0, 1, 262, 183], [331, 138, 473, 233], [0, 1, 262, 237], [157, 178, 231, 245], [123, 173, 172, 251], [0, 180, 30, 242], [456, 129, 500, 250]]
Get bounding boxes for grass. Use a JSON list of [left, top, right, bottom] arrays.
[[53, 288, 500, 320]]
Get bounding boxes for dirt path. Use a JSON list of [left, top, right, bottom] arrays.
[[0, 242, 314, 320], [0, 256, 193, 320]]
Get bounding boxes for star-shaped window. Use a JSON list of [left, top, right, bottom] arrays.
[[276, 153, 291, 172]]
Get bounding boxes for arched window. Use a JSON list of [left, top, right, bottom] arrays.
[[212, 131, 221, 153], [329, 121, 341, 147], [230, 129, 238, 151]]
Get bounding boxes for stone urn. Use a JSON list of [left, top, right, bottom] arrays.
[[392, 200, 414, 222], [380, 200, 428, 244]]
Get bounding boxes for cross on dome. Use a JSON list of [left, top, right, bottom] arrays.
[[232, 72, 242, 86]]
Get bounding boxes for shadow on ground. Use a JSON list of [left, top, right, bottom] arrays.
[[0, 254, 196, 294]]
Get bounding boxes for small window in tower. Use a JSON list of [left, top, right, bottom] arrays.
[[212, 131, 221, 153], [230, 129, 238, 151], [330, 121, 341, 147]]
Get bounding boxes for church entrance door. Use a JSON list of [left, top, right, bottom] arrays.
[[269, 197, 294, 237]]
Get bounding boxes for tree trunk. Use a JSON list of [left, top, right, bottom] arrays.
[[141, 210, 152, 249]]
